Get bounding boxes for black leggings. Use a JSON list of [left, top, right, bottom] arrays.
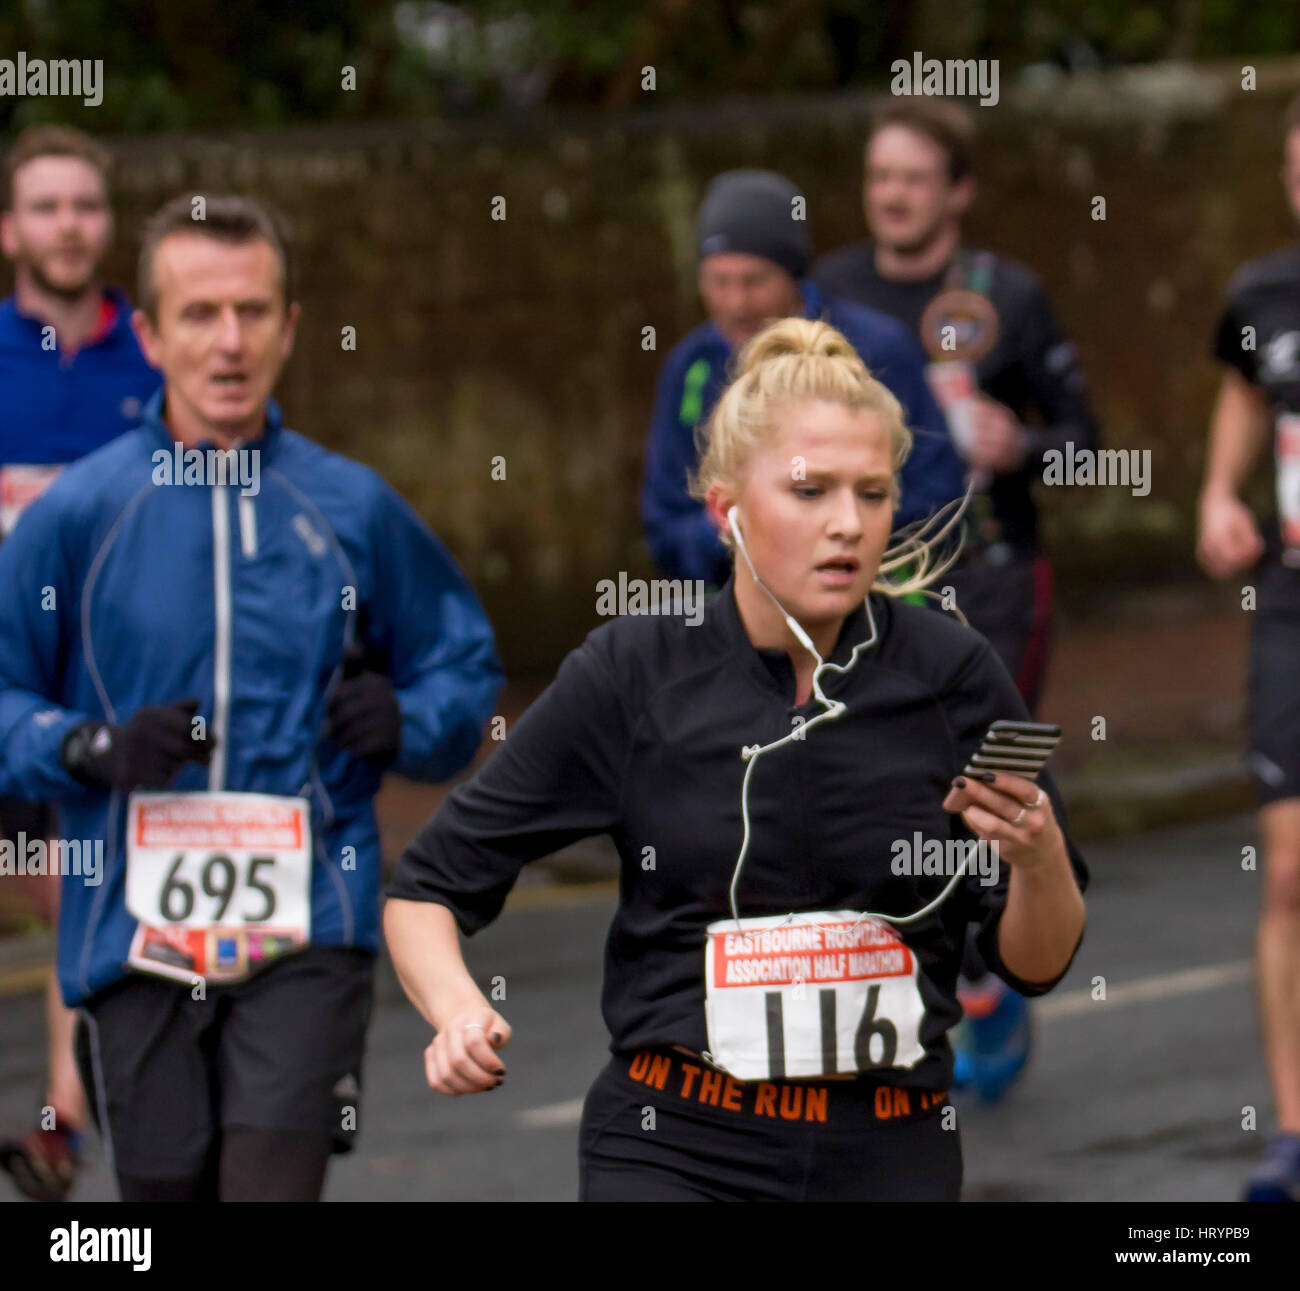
[[580, 1051, 962, 1202], [117, 1127, 332, 1202]]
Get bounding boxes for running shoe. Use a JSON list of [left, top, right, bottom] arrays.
[[0, 1123, 83, 1202], [953, 976, 1032, 1103], [1242, 1131, 1300, 1202]]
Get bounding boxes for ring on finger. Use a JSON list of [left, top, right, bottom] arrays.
[[464, 1022, 484, 1032], [1012, 806, 1027, 826]]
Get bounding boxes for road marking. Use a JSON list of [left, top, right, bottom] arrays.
[[1037, 959, 1253, 1021], [514, 960, 1257, 1128], [517, 1098, 586, 1128]]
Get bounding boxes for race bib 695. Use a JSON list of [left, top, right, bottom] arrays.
[[124, 791, 312, 984]]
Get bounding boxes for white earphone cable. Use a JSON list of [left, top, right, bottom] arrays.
[[725, 505, 970, 930]]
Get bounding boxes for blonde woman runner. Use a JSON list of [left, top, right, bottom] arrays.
[[385, 317, 1087, 1202]]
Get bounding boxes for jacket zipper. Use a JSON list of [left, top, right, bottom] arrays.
[[220, 472, 356, 944], [238, 492, 258, 559], [210, 486, 231, 790]]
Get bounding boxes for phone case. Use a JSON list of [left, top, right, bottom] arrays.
[[988, 720, 1062, 737], [964, 720, 1062, 780]]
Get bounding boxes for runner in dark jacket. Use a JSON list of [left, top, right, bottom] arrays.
[[811, 102, 1099, 712], [1197, 89, 1300, 1203], [387, 317, 1087, 1202]]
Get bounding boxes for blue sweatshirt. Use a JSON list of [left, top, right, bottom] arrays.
[[0, 286, 160, 535], [0, 286, 160, 465]]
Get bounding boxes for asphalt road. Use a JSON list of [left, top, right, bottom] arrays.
[[0, 812, 1272, 1202]]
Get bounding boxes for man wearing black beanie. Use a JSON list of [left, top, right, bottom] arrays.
[[696, 169, 812, 280], [641, 168, 966, 587]]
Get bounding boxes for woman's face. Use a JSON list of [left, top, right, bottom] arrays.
[[709, 398, 896, 635]]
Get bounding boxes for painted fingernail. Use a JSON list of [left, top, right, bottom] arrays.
[[951, 776, 966, 788], [493, 1078, 504, 1088], [974, 772, 998, 783], [491, 1032, 503, 1045]]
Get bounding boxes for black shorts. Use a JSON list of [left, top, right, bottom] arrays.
[[74, 946, 375, 1181], [579, 1048, 962, 1202], [1248, 550, 1300, 805], [0, 793, 56, 845]]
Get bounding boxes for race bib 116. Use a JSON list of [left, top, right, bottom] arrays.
[[704, 912, 927, 1082]]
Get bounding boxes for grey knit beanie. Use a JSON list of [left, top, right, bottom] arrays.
[[696, 169, 810, 278]]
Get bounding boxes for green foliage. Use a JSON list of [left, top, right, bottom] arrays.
[[0, 0, 440, 131], [5, 0, 1300, 133]]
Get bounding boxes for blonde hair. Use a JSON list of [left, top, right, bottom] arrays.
[[688, 316, 967, 605]]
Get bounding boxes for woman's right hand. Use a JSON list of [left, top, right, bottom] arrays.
[[423, 1005, 512, 1095]]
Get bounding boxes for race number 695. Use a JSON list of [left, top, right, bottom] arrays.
[[157, 852, 277, 923]]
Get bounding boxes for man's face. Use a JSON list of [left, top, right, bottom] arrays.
[[698, 253, 802, 349], [864, 124, 972, 255], [0, 156, 112, 297], [1283, 130, 1300, 224], [709, 398, 896, 630], [133, 233, 298, 440]]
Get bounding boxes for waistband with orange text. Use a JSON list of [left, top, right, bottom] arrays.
[[621, 1048, 947, 1127]]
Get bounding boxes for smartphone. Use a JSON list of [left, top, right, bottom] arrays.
[[963, 719, 1061, 781]]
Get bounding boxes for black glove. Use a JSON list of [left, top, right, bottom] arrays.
[[61, 698, 215, 791], [326, 650, 402, 765]]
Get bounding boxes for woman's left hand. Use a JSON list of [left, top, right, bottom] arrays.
[[942, 771, 1068, 873]]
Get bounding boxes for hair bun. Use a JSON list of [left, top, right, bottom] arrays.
[[735, 317, 865, 378]]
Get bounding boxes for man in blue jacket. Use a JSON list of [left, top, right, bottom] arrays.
[[0, 126, 159, 517], [0, 194, 502, 1201], [0, 124, 159, 1203], [641, 169, 967, 587]]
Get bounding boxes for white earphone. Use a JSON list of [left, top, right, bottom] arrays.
[[727, 504, 820, 660], [720, 503, 972, 929]]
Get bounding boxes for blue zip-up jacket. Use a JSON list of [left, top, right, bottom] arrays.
[[640, 281, 967, 585], [0, 389, 503, 1005], [0, 287, 160, 466]]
